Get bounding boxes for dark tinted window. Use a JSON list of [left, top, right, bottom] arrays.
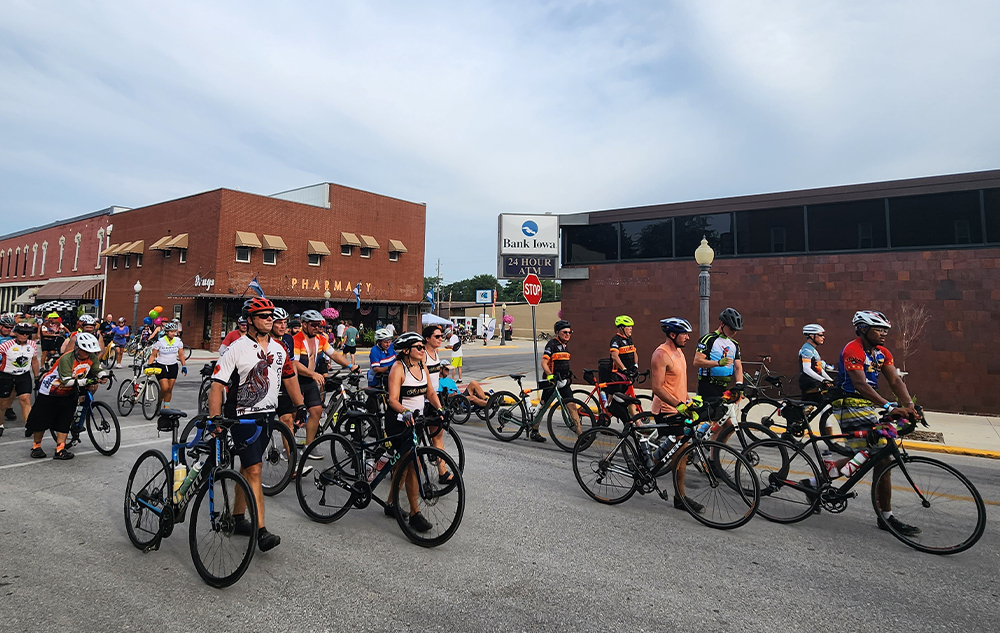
[[562, 224, 618, 264], [806, 200, 887, 251], [675, 214, 734, 258], [888, 191, 982, 247], [621, 219, 673, 259], [736, 207, 805, 254], [984, 189, 1000, 243]]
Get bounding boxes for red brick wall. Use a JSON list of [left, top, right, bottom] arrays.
[[561, 247, 1000, 414], [0, 213, 112, 283]]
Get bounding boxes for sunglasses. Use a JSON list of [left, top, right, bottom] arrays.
[[411, 345, 425, 351], [560, 330, 573, 334], [254, 313, 275, 320], [431, 334, 444, 339]]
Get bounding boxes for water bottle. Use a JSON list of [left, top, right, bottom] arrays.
[[652, 435, 677, 462], [820, 450, 839, 478], [369, 453, 391, 482], [639, 440, 654, 470], [695, 421, 711, 439], [178, 458, 205, 498], [364, 459, 375, 482], [600, 393, 608, 407], [840, 450, 869, 478], [73, 404, 84, 429], [172, 464, 187, 503]]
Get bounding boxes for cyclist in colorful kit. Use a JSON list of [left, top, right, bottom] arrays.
[[694, 308, 744, 400], [798, 323, 836, 405], [0, 322, 39, 437], [609, 315, 640, 417], [147, 321, 187, 409], [218, 317, 248, 356], [534, 320, 580, 443]]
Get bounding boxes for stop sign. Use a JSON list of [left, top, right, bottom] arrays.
[[522, 274, 542, 306]]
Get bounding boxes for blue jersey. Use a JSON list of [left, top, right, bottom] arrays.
[[368, 344, 396, 387], [696, 331, 740, 379], [438, 376, 458, 395]]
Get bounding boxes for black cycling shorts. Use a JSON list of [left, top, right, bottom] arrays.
[[384, 410, 416, 455], [344, 345, 357, 355], [696, 380, 729, 400], [0, 372, 32, 399], [40, 337, 62, 353], [151, 363, 178, 380], [26, 393, 76, 434], [298, 379, 323, 408], [231, 415, 269, 468], [276, 393, 296, 417], [541, 380, 573, 406]]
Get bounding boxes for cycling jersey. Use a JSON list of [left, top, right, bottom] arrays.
[[151, 335, 184, 365], [609, 334, 637, 370], [0, 338, 37, 375], [799, 341, 833, 383], [696, 331, 740, 379], [543, 338, 571, 378], [368, 344, 396, 387], [211, 335, 295, 417], [396, 361, 427, 414], [836, 338, 894, 396], [292, 331, 334, 377], [218, 329, 244, 356], [38, 351, 100, 397], [0, 333, 12, 345]]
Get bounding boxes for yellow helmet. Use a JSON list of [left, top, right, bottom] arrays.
[[615, 315, 634, 327]]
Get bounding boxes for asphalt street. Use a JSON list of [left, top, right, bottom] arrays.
[[1, 345, 998, 632]]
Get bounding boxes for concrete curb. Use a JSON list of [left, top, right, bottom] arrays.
[[899, 440, 1000, 460]]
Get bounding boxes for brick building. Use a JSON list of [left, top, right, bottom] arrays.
[[558, 169, 1000, 414]]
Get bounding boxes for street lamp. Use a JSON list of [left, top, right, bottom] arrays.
[[694, 236, 715, 339], [132, 280, 142, 335], [500, 303, 507, 346], [324, 289, 331, 309]]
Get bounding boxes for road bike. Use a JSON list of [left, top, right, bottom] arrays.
[[571, 394, 760, 530], [197, 361, 216, 414], [573, 367, 652, 426], [296, 412, 465, 547], [48, 371, 120, 455], [124, 410, 261, 587], [116, 366, 161, 419], [742, 411, 986, 554], [99, 339, 120, 370], [486, 374, 597, 451], [741, 355, 787, 400]]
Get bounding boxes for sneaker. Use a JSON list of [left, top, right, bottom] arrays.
[[257, 528, 281, 552], [233, 516, 254, 536], [30, 447, 46, 459], [53, 448, 75, 460], [4, 408, 15, 421], [115, 363, 123, 369], [24, 426, 32, 438], [383, 502, 396, 517], [674, 495, 705, 514], [307, 451, 325, 460], [528, 430, 547, 443], [0, 425, 4, 437], [878, 514, 922, 537], [292, 465, 314, 478], [408, 512, 433, 533]]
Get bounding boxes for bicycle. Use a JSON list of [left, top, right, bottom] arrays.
[[197, 361, 216, 414], [116, 366, 161, 419], [536, 331, 550, 341], [742, 410, 987, 554], [571, 394, 761, 530], [99, 339, 119, 370], [123, 410, 261, 587], [48, 371, 121, 455], [295, 412, 465, 547], [573, 367, 652, 426], [486, 374, 596, 452]]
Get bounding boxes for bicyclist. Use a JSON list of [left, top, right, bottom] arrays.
[[535, 320, 580, 443], [61, 314, 105, 355], [0, 322, 39, 437], [100, 314, 114, 348], [288, 318, 301, 336], [438, 363, 489, 408], [343, 320, 359, 365], [447, 327, 464, 383], [147, 321, 186, 409], [421, 324, 455, 480], [270, 308, 311, 477], [830, 310, 922, 537], [293, 309, 359, 455], [111, 318, 129, 368], [39, 312, 67, 365], [208, 297, 305, 552], [368, 328, 396, 389], [217, 317, 248, 356], [26, 332, 103, 460], [385, 332, 445, 532], [0, 314, 17, 423], [799, 323, 835, 406], [609, 315, 640, 417], [694, 308, 744, 400]]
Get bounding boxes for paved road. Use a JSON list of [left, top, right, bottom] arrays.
[[1, 347, 998, 632]]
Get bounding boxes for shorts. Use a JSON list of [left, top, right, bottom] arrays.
[[696, 380, 729, 400], [383, 409, 416, 455], [298, 379, 323, 408], [151, 363, 178, 380], [26, 393, 77, 434], [541, 379, 573, 407], [344, 345, 357, 355], [276, 393, 296, 417], [450, 356, 463, 368], [831, 397, 884, 452], [0, 372, 32, 398], [231, 415, 269, 467], [40, 337, 62, 353], [603, 371, 631, 395]]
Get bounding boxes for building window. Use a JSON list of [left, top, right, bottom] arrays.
[[985, 189, 1000, 243], [112, 257, 118, 270], [770, 227, 787, 253], [124, 255, 131, 268], [263, 249, 277, 265], [178, 249, 187, 263], [806, 200, 887, 252], [163, 249, 171, 259], [22, 248, 28, 276], [954, 220, 972, 244], [562, 223, 620, 264], [736, 207, 804, 254], [341, 245, 353, 256], [308, 253, 322, 266], [136, 253, 143, 267], [236, 246, 251, 263], [620, 218, 673, 260], [675, 213, 734, 258], [888, 191, 982, 248], [360, 247, 372, 259], [173, 304, 182, 321], [389, 251, 399, 262]]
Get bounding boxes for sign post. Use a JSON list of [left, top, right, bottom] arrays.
[[522, 274, 542, 383]]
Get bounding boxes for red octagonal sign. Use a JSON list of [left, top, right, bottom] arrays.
[[522, 274, 542, 306]]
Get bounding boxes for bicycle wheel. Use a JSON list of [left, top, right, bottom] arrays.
[[184, 346, 193, 361], [740, 398, 784, 434], [717, 421, 777, 453], [141, 380, 161, 420], [485, 391, 527, 441], [391, 446, 465, 547], [430, 424, 465, 474], [572, 388, 597, 410], [189, 468, 257, 588], [673, 441, 759, 530], [124, 450, 170, 550], [742, 438, 821, 523], [295, 433, 359, 523], [261, 419, 296, 496], [86, 401, 121, 455], [447, 394, 471, 424], [572, 427, 640, 504], [547, 397, 595, 452], [197, 380, 211, 415], [100, 349, 115, 370], [117, 379, 136, 416], [870, 455, 987, 555], [334, 412, 382, 449]]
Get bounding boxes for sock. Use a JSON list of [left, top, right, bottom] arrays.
[[880, 510, 893, 520], [33, 442, 41, 449], [56, 443, 65, 452]]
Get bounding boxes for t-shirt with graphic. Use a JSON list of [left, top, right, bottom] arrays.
[[38, 351, 100, 397], [836, 338, 894, 396], [368, 344, 396, 387], [151, 335, 184, 366], [543, 338, 571, 378], [212, 335, 295, 417], [345, 326, 358, 347], [293, 331, 335, 379], [448, 334, 462, 357], [609, 334, 637, 370], [0, 338, 37, 375], [696, 331, 741, 380]]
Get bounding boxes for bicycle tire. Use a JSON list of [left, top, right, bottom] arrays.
[[334, 412, 382, 449], [184, 346, 193, 361], [141, 380, 161, 420], [817, 408, 854, 457], [261, 419, 296, 496], [189, 468, 257, 588], [572, 388, 597, 410], [431, 424, 465, 474], [572, 426, 640, 505], [295, 433, 360, 523], [485, 391, 527, 441], [673, 441, 759, 530], [197, 380, 211, 415], [124, 449, 170, 550], [547, 397, 595, 452], [870, 454, 987, 555], [447, 394, 471, 424], [635, 394, 653, 412], [742, 438, 821, 523], [391, 446, 465, 547], [87, 401, 121, 455], [740, 398, 784, 434], [117, 379, 136, 416]]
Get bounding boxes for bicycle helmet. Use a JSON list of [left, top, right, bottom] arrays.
[[554, 320, 572, 333], [853, 310, 891, 329], [272, 307, 289, 321], [802, 323, 825, 336], [46, 312, 59, 319], [394, 331, 425, 350], [75, 332, 101, 353], [0, 314, 15, 328], [301, 309, 323, 323], [288, 319, 301, 328], [242, 296, 275, 317], [374, 328, 392, 342], [162, 321, 178, 331], [660, 317, 693, 334], [14, 322, 36, 335], [237, 317, 248, 326], [614, 315, 634, 327], [719, 308, 743, 331]]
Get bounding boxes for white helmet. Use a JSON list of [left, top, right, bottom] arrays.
[[301, 309, 324, 323], [802, 324, 825, 336], [272, 307, 289, 321], [852, 311, 891, 329], [374, 328, 392, 342], [75, 332, 101, 353], [78, 314, 97, 326]]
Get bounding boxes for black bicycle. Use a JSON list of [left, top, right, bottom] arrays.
[[49, 371, 120, 455]]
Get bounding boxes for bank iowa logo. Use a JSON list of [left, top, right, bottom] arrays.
[[521, 220, 538, 237]]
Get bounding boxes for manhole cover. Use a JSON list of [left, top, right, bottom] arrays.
[[908, 430, 945, 443]]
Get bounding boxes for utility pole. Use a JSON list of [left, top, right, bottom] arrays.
[[435, 259, 441, 316]]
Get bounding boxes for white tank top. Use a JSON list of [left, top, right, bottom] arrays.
[[424, 347, 441, 392], [397, 361, 427, 415]]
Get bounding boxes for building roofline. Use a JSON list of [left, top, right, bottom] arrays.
[[0, 206, 125, 243], [273, 182, 425, 207]]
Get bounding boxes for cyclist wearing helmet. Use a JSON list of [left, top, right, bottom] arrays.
[[0, 314, 15, 423], [61, 314, 104, 355], [27, 332, 103, 460], [368, 328, 396, 389], [0, 322, 40, 437], [40, 313, 67, 365], [208, 297, 305, 552], [218, 317, 248, 356], [111, 317, 129, 368], [535, 320, 581, 443], [799, 324, 835, 405], [270, 308, 308, 450], [694, 308, 744, 399], [148, 321, 186, 409], [609, 315, 640, 417]]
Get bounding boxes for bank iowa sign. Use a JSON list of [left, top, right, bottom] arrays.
[[498, 214, 558, 255]]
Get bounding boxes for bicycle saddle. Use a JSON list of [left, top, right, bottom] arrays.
[[583, 368, 597, 374], [509, 373, 525, 380], [757, 355, 771, 361], [341, 409, 371, 419], [362, 387, 387, 396], [612, 393, 641, 406], [158, 408, 188, 418]]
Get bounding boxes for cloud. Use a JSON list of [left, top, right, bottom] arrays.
[[1, 1, 998, 281]]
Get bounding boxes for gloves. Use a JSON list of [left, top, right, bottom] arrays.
[[401, 411, 414, 425], [181, 366, 188, 376], [731, 383, 744, 393], [437, 407, 447, 422], [676, 399, 696, 416], [294, 405, 308, 424], [545, 374, 555, 381], [717, 357, 730, 367]]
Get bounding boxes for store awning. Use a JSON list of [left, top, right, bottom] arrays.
[[100, 243, 122, 257], [340, 232, 362, 247], [35, 279, 103, 301], [235, 231, 262, 248], [359, 235, 380, 249], [308, 240, 331, 256], [12, 287, 38, 305], [166, 233, 189, 249], [388, 239, 408, 253], [119, 240, 145, 254], [149, 236, 173, 250], [261, 234, 288, 251]]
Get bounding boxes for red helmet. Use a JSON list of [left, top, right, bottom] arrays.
[[242, 297, 275, 317]]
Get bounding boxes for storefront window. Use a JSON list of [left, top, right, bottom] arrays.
[[888, 191, 982, 248], [674, 213, 734, 258], [736, 207, 805, 254], [984, 189, 1000, 243], [806, 200, 888, 251], [620, 219, 673, 260], [562, 224, 619, 263]]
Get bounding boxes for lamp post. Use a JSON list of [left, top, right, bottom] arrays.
[[131, 280, 142, 335], [694, 236, 715, 339], [324, 289, 331, 309], [500, 303, 507, 346]]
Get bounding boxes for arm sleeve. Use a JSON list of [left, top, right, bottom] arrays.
[[87, 355, 101, 379], [800, 357, 827, 382]]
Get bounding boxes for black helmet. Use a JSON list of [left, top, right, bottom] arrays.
[[554, 320, 572, 333], [13, 322, 36, 335], [660, 317, 692, 334], [719, 308, 743, 331], [394, 331, 425, 350]]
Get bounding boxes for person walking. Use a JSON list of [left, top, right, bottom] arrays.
[[343, 320, 359, 365], [447, 328, 464, 383]]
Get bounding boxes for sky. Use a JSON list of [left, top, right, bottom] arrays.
[[2, 1, 999, 284]]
